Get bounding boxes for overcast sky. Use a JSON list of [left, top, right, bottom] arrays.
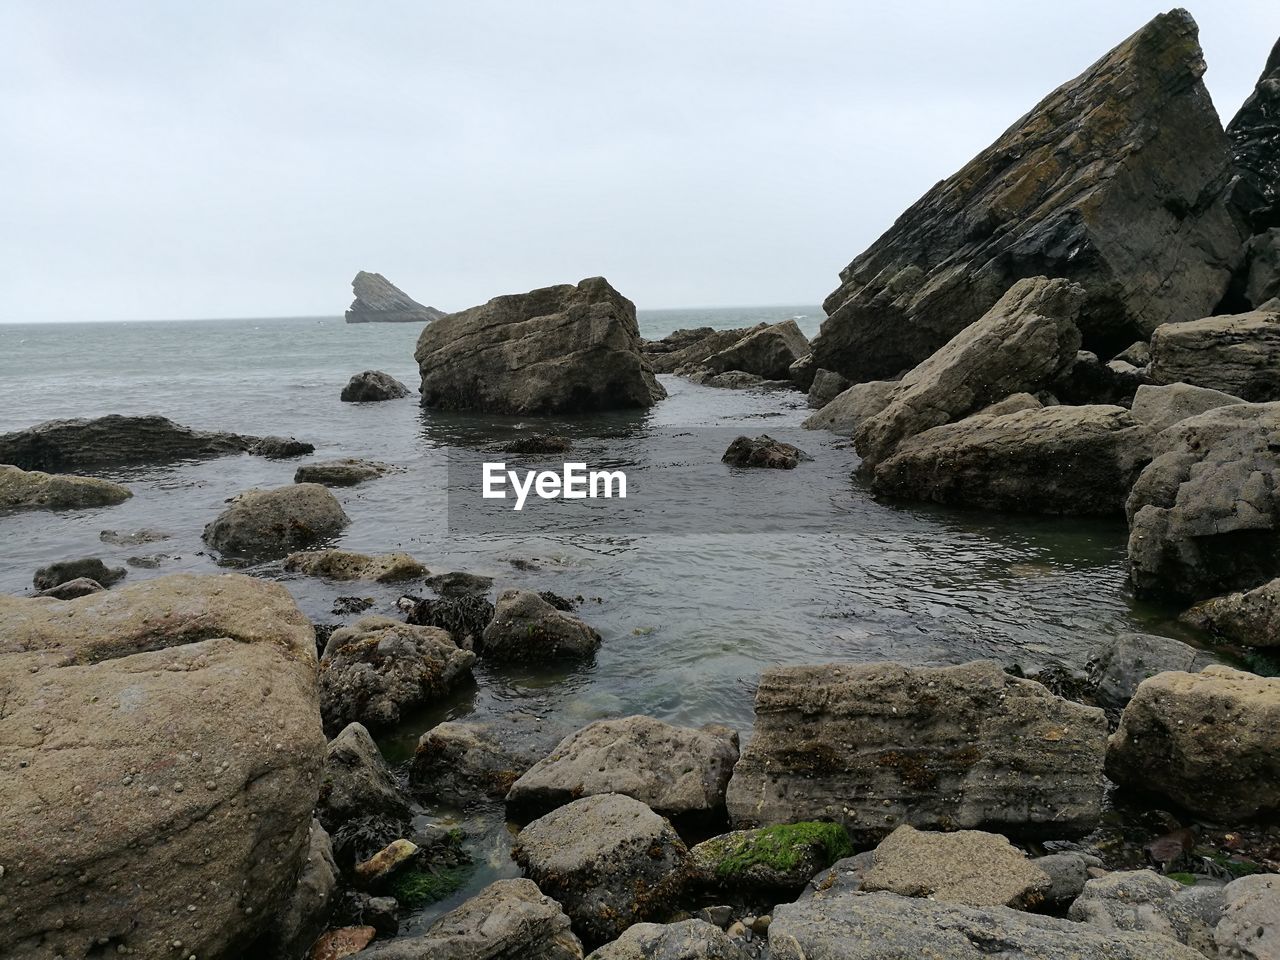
[[3, 2, 1276, 323]]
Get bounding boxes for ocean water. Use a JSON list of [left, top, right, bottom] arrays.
[[0, 308, 1195, 926]]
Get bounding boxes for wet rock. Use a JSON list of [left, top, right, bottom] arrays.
[[721, 434, 810, 469], [789, 352, 816, 391], [800, 853, 875, 900], [203, 483, 350, 559], [352, 878, 583, 959], [412, 714, 562, 806], [807, 368, 851, 408], [769, 891, 1204, 960], [0, 414, 313, 470], [507, 715, 739, 823], [1068, 870, 1225, 956], [859, 825, 1052, 909], [335, 892, 399, 938], [480, 589, 601, 661], [1129, 382, 1246, 433], [1226, 38, 1280, 229], [354, 838, 419, 886], [1149, 309, 1280, 401], [345, 270, 445, 324], [425, 571, 494, 598], [0, 574, 325, 960], [872, 405, 1154, 516], [99, 527, 170, 546], [724, 660, 1107, 843], [249, 435, 316, 458], [586, 919, 749, 960], [811, 11, 1243, 382], [35, 576, 105, 600], [513, 793, 696, 946], [313, 925, 377, 960], [398, 593, 494, 649], [32, 556, 125, 591], [704, 319, 810, 380], [318, 615, 475, 735], [1215, 873, 1280, 960], [1242, 230, 1280, 308], [1182, 577, 1280, 648], [285, 549, 427, 583], [1033, 852, 1100, 907], [1089, 632, 1223, 709], [643, 325, 763, 375], [1107, 666, 1280, 820], [125, 554, 165, 569], [415, 277, 665, 414], [802, 378, 899, 435], [853, 277, 1084, 468], [341, 370, 412, 402], [296, 458, 396, 486], [333, 596, 374, 615], [266, 820, 340, 960], [0, 464, 131, 511], [691, 822, 852, 895], [685, 369, 790, 390], [318, 723, 411, 832], [503, 433, 574, 455]]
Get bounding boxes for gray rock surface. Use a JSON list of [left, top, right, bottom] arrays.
[[318, 722, 411, 831], [1182, 577, 1280, 648], [1149, 309, 1280, 401], [295, 457, 396, 486], [415, 277, 665, 414], [1115, 341, 1153, 367], [789, 352, 817, 391], [705, 319, 811, 380], [481, 588, 601, 661], [32, 556, 126, 591], [1215, 873, 1280, 960], [1130, 382, 1246, 433], [425, 570, 494, 598], [1106, 665, 1280, 820], [811, 10, 1243, 382], [586, 920, 748, 960], [35, 576, 105, 599], [642, 325, 761, 374], [807, 368, 851, 408], [412, 714, 563, 806], [1068, 870, 1225, 957], [203, 483, 350, 558], [1033, 852, 1099, 906], [0, 464, 132, 511], [284, 548, 427, 582], [690, 823, 853, 894], [513, 793, 696, 946], [267, 819, 340, 960], [1244, 229, 1280, 306], [1089, 632, 1223, 709], [802, 378, 899, 435], [341, 370, 412, 401], [345, 270, 444, 324], [724, 660, 1107, 843], [1053, 350, 1150, 406], [1226, 38, 1280, 229], [721, 434, 810, 469]]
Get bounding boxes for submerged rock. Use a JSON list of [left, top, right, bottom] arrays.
[[721, 434, 810, 469], [1129, 381, 1245, 433], [1182, 577, 1280, 647], [425, 570, 494, 598], [340, 370, 412, 402], [32, 556, 126, 591], [0, 414, 312, 470], [284, 548, 427, 583], [399, 593, 495, 649], [690, 822, 853, 894], [480, 588, 601, 661], [415, 277, 665, 414], [296, 458, 395, 486], [724, 660, 1106, 842], [704, 319, 811, 380], [1089, 632, 1222, 709], [811, 10, 1243, 382], [0, 464, 131, 511], [586, 920, 749, 960], [1149, 309, 1280, 401], [345, 270, 444, 324], [203, 483, 350, 558], [412, 714, 563, 807]]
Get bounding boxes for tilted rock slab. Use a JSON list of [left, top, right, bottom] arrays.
[[802, 378, 898, 436], [284, 548, 426, 582], [704, 319, 811, 380], [1227, 37, 1280, 229], [1182, 576, 1280, 648], [724, 661, 1106, 843], [811, 10, 1243, 382], [415, 277, 666, 414], [345, 270, 445, 324], [0, 574, 326, 960], [0, 464, 131, 511], [1149, 309, 1280, 401], [642, 324, 763, 374], [1089, 632, 1222, 709], [412, 714, 564, 806], [1129, 381, 1245, 433]]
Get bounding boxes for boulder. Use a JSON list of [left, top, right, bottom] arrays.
[[768, 891, 1204, 960], [723, 660, 1107, 843], [0, 464, 131, 511], [1106, 665, 1280, 820], [1089, 632, 1223, 709], [810, 10, 1244, 382], [425, 571, 494, 598], [203, 483, 350, 558], [859, 825, 1053, 909], [506, 715, 739, 823], [788, 352, 817, 391], [806, 368, 851, 408], [800, 853, 875, 901], [704, 319, 810, 380], [689, 822, 852, 894], [0, 574, 325, 960], [318, 615, 475, 735], [400, 594, 495, 649], [1068, 870, 1225, 956], [345, 270, 445, 324], [586, 920, 748, 960], [480, 589, 601, 661], [684, 370, 790, 390], [1149, 310, 1280, 401], [852, 277, 1084, 468], [296, 458, 396, 486], [1215, 874, 1280, 960], [802, 379, 898, 435], [0, 414, 312, 470], [721, 434, 810, 469], [1226, 38, 1280, 229], [1032, 852, 1099, 907], [340, 370, 412, 402], [1182, 577, 1280, 647], [99, 527, 170, 546], [414, 277, 665, 414], [1115, 341, 1153, 367], [352, 879, 583, 959], [1129, 382, 1245, 433], [32, 556, 126, 591], [317, 722, 411, 832], [285, 549, 427, 583], [871, 405, 1154, 516], [512, 793, 696, 946], [1126, 401, 1280, 599], [35, 576, 105, 600], [1243, 229, 1280, 307], [268, 820, 340, 960], [643, 325, 762, 374], [412, 714, 563, 806], [314, 926, 377, 959]]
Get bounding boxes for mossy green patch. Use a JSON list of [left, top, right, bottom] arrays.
[[1206, 850, 1263, 878], [389, 865, 470, 907], [1167, 872, 1197, 886], [710, 822, 853, 880]]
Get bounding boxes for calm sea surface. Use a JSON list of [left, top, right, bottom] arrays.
[[0, 308, 1195, 925]]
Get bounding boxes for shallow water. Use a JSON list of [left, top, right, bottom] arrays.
[[0, 309, 1197, 925]]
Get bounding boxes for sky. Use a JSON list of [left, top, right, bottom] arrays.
[[2, 2, 1277, 323]]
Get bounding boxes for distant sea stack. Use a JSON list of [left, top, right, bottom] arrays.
[[344, 271, 445, 324]]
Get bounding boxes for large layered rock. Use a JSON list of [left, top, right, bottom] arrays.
[[1130, 381, 1245, 433], [353, 878, 584, 959], [340, 370, 411, 402], [513, 793, 696, 946], [0, 574, 325, 960], [852, 277, 1084, 467], [0, 414, 312, 470], [203, 483, 350, 558], [1149, 309, 1280, 400], [1106, 665, 1280, 819], [587, 920, 748, 960], [810, 10, 1244, 382], [1227, 38, 1280, 229], [480, 589, 601, 661], [802, 378, 898, 435], [1126, 401, 1280, 599], [1089, 632, 1222, 709], [1182, 576, 1280, 647], [724, 661, 1107, 843], [871, 405, 1154, 515], [345, 270, 444, 324], [642, 325, 761, 374], [284, 548, 427, 582], [507, 716, 739, 822], [0, 464, 131, 511], [704, 319, 810, 380], [1069, 870, 1225, 956], [415, 277, 665, 414]]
